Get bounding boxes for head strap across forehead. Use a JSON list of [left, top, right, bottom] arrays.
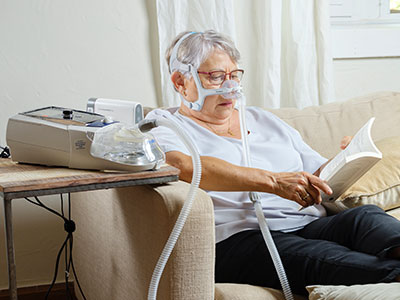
[[169, 32, 197, 74]]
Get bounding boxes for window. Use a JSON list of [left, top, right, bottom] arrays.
[[380, 0, 400, 20], [330, 0, 400, 58], [390, 0, 400, 13], [330, 0, 352, 19], [391, 0, 400, 13], [330, 0, 400, 22]]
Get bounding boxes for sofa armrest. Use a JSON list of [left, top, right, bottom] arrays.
[[71, 180, 215, 300]]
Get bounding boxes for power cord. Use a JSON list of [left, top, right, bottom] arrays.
[[25, 194, 86, 300], [0, 146, 10, 158]]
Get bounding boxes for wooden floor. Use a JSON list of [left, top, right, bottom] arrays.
[[0, 283, 78, 300]]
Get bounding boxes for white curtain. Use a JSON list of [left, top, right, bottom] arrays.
[[156, 0, 334, 109], [156, 0, 236, 107]]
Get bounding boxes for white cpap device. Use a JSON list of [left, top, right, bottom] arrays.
[[6, 105, 165, 172]]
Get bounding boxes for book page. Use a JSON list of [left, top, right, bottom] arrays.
[[320, 117, 381, 181], [321, 156, 381, 202], [319, 117, 383, 202], [339, 117, 379, 157]]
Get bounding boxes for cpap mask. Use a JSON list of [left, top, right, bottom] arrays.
[[169, 32, 242, 111]]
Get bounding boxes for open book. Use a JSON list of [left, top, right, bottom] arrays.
[[319, 117, 382, 203]]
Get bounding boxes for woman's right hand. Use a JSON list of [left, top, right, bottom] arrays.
[[271, 171, 332, 208], [166, 151, 332, 208]]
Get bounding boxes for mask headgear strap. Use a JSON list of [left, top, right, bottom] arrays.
[[169, 31, 242, 111], [169, 32, 196, 74]]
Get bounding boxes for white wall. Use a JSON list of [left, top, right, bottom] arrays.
[[0, 0, 161, 147], [0, 0, 399, 291], [333, 57, 400, 101], [0, 0, 160, 289]]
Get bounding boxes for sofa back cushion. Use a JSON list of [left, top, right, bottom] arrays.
[[267, 91, 400, 158]]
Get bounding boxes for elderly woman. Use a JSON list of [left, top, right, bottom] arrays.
[[146, 30, 400, 295]]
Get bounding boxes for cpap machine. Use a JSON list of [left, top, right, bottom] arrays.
[[6, 100, 163, 172]]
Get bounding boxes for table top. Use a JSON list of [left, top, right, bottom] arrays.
[[0, 158, 180, 200]]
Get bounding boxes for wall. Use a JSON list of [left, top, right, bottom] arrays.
[[0, 0, 160, 289], [0, 0, 399, 291], [0, 0, 161, 147], [333, 57, 400, 101]]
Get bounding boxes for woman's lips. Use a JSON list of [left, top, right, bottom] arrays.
[[218, 101, 233, 106]]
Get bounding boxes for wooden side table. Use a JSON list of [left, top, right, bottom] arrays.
[[0, 158, 179, 300]]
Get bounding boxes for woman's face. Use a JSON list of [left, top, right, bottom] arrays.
[[183, 49, 239, 121]]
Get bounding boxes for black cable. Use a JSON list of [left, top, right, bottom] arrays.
[[0, 146, 10, 158], [45, 234, 69, 300], [60, 194, 65, 218], [65, 233, 70, 299], [65, 193, 71, 299], [33, 196, 67, 221], [24, 198, 45, 209], [25, 197, 67, 299], [60, 193, 73, 300], [25, 195, 87, 300], [65, 234, 74, 300], [69, 238, 87, 300], [65, 193, 75, 300], [68, 193, 71, 220], [62, 193, 70, 299]]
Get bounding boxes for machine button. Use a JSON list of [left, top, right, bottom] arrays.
[[63, 110, 73, 119]]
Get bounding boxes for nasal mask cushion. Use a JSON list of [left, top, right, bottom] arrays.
[[169, 32, 243, 111]]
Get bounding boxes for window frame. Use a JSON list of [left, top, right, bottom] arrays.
[[330, 0, 400, 58]]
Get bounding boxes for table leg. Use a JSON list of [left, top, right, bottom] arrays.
[[3, 198, 18, 300]]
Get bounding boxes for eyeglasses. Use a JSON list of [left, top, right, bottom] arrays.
[[197, 69, 244, 86]]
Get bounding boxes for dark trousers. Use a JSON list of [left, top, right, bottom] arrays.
[[215, 205, 400, 296]]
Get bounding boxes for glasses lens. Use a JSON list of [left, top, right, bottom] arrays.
[[208, 71, 226, 85], [198, 70, 244, 86], [231, 70, 243, 82]]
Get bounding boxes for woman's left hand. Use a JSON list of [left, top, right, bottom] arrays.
[[340, 136, 353, 150], [314, 135, 354, 178]]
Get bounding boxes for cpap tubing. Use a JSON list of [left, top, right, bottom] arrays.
[[140, 118, 202, 300], [144, 80, 292, 299], [232, 82, 294, 300]]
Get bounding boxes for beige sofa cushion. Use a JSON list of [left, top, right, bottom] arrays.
[[307, 282, 400, 300], [215, 283, 307, 300], [323, 136, 400, 214], [268, 91, 400, 216], [268, 91, 400, 159]]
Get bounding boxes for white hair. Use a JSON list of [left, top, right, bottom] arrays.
[[165, 30, 241, 78]]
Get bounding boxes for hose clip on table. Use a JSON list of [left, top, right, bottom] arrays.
[[0, 158, 179, 300]]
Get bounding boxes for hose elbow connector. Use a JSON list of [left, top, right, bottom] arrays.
[[138, 119, 158, 133]]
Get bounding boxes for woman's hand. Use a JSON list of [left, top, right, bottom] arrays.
[[271, 171, 332, 208], [340, 136, 353, 150]]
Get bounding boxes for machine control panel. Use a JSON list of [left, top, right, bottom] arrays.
[[21, 106, 105, 126]]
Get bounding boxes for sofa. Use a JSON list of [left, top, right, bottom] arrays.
[[71, 91, 400, 300]]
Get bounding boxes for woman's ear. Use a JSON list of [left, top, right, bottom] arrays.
[[171, 71, 186, 96]]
